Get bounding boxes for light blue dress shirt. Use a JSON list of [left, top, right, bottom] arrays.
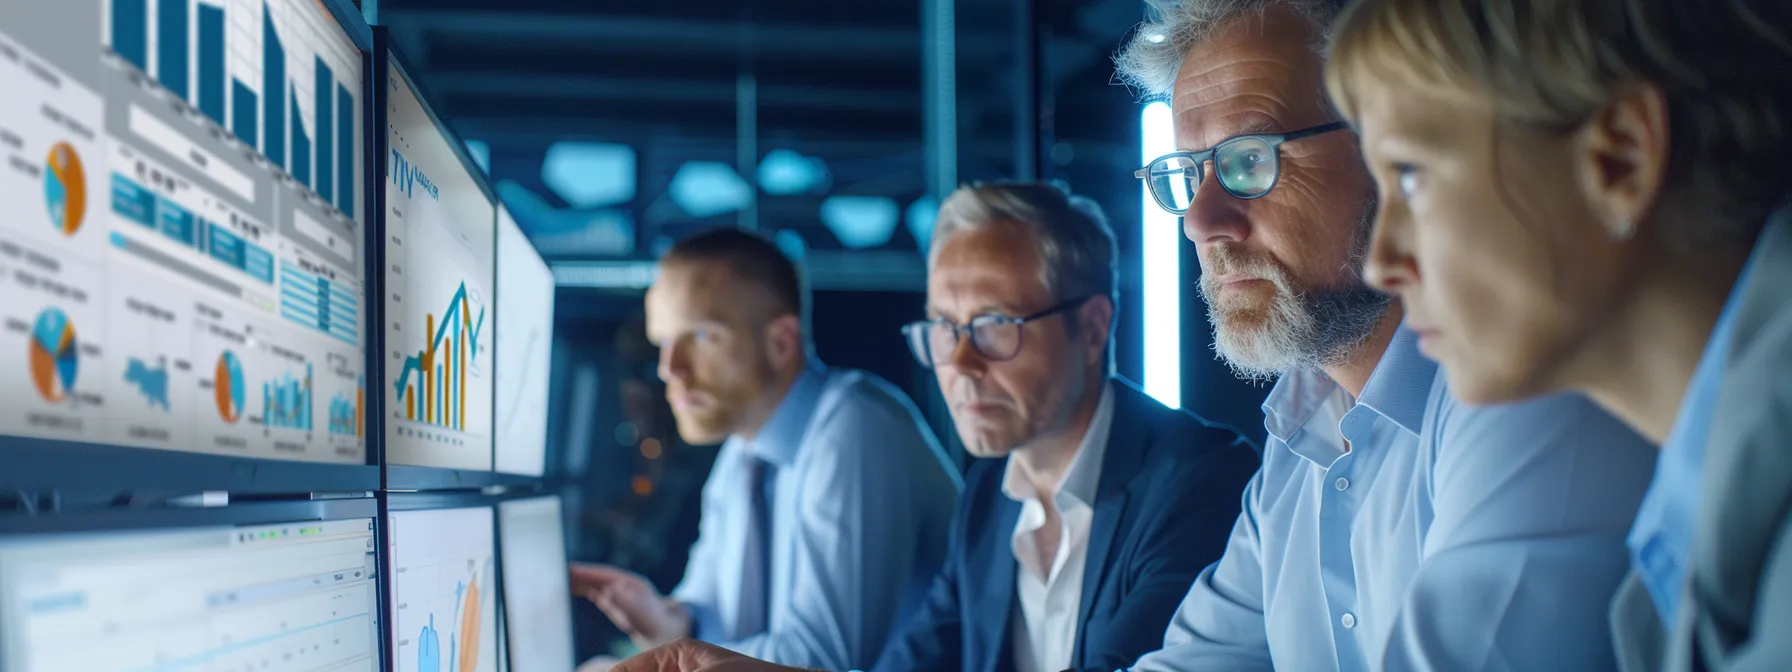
[[1628, 223, 1771, 625], [671, 359, 962, 670], [1131, 327, 1656, 672]]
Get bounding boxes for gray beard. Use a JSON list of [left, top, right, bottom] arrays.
[[1201, 208, 1391, 382]]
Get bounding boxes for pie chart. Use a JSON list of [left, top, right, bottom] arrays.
[[215, 350, 245, 424], [44, 142, 87, 236], [28, 308, 79, 403]]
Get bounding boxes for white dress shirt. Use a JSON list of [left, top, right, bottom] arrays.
[[1004, 384, 1115, 672]]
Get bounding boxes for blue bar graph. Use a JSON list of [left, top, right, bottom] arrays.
[[113, 0, 148, 72], [232, 80, 258, 148], [198, 5, 225, 125], [262, 7, 286, 169], [157, 0, 189, 99], [291, 91, 311, 189], [316, 59, 334, 204], [263, 363, 313, 431], [336, 84, 354, 215]]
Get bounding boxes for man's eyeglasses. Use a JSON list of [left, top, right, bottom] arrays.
[[900, 297, 1091, 369], [1135, 121, 1350, 215]]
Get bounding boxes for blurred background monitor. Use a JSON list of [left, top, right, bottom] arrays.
[[0, 504, 380, 672], [382, 56, 498, 473], [494, 206, 556, 477], [385, 501, 500, 672], [498, 495, 575, 672]]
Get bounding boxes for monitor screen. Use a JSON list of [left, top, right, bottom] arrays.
[[382, 60, 495, 471], [0, 0, 368, 463], [0, 516, 380, 671], [497, 496, 573, 672], [494, 206, 554, 476], [387, 506, 499, 672]]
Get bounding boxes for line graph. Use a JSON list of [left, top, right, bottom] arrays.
[[393, 282, 484, 430]]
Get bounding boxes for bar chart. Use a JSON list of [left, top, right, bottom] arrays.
[[106, 0, 360, 220], [328, 376, 363, 438], [263, 361, 313, 431], [394, 283, 484, 432]]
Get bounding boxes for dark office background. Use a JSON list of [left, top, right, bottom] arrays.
[[359, 0, 1272, 658]]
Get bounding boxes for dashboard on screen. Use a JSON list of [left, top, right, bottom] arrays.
[[494, 206, 554, 477], [387, 506, 500, 672], [0, 517, 380, 672], [0, 0, 368, 463], [382, 60, 495, 471], [498, 495, 574, 672]]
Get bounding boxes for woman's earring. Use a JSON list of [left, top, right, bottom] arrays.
[[1612, 216, 1636, 242]]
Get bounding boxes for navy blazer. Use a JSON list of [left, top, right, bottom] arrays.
[[871, 380, 1260, 672]]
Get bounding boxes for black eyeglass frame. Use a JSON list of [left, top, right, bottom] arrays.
[[1134, 121, 1351, 214], [899, 296, 1093, 369]]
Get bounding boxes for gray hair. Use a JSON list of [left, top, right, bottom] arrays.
[[931, 181, 1118, 314], [1115, 0, 1341, 97]]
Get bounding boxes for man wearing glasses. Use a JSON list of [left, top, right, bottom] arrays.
[[611, 183, 1257, 672], [1117, 2, 1657, 671], [871, 182, 1258, 672]]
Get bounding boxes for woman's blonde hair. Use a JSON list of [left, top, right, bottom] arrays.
[[1324, 0, 1792, 241]]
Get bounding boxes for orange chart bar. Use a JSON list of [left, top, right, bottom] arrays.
[[407, 384, 415, 420], [458, 319, 467, 430]]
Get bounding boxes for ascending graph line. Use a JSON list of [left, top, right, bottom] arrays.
[[394, 282, 484, 431]]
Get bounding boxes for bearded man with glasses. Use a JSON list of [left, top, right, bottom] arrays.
[[1115, 2, 1658, 671]]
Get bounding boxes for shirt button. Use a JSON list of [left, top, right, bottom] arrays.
[[1335, 477, 1350, 491], [1341, 612, 1357, 629]]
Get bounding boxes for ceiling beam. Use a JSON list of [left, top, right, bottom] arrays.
[[384, 9, 1010, 61], [430, 72, 916, 113]]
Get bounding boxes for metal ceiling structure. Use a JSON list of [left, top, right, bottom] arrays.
[[362, 0, 1150, 292]]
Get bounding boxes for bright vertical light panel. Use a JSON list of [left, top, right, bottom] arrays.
[[1141, 102, 1181, 408]]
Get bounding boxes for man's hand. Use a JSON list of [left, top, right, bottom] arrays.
[[612, 640, 810, 672], [570, 563, 693, 649]]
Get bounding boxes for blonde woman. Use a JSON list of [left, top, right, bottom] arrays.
[[1322, 0, 1792, 670]]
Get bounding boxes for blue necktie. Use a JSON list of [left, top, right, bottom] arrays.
[[738, 453, 776, 636]]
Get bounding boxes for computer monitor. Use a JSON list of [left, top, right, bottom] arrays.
[[382, 58, 496, 472], [0, 509, 380, 671], [497, 495, 574, 672], [494, 206, 555, 477], [387, 504, 499, 672], [0, 0, 368, 464]]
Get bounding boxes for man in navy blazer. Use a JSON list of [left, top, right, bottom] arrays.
[[874, 182, 1259, 672], [608, 183, 1258, 672]]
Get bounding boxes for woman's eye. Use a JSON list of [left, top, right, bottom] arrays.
[[1394, 164, 1422, 199]]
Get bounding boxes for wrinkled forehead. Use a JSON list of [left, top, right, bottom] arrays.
[[925, 225, 1053, 318], [1170, 10, 1331, 149]]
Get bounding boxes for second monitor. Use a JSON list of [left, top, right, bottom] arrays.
[[382, 56, 496, 472]]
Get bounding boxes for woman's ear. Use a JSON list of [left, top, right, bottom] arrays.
[[1576, 84, 1672, 239]]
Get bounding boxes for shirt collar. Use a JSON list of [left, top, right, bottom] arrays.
[[740, 356, 828, 467], [1260, 325, 1435, 445], [1002, 382, 1116, 511], [1354, 326, 1436, 437]]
